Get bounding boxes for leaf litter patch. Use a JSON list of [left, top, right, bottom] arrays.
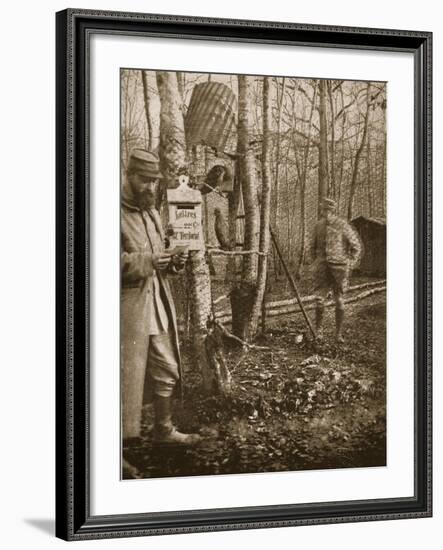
[[125, 297, 386, 478]]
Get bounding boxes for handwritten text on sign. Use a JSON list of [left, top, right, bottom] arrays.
[[169, 205, 204, 251], [167, 175, 204, 251]]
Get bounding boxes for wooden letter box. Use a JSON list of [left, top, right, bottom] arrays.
[[167, 175, 204, 251]]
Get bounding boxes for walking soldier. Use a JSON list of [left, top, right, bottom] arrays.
[[312, 198, 362, 342]]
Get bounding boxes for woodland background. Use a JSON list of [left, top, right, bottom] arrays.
[[121, 69, 388, 479], [122, 70, 386, 275], [2, 0, 439, 548]]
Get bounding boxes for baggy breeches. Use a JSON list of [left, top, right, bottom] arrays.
[[147, 332, 180, 397], [122, 329, 179, 440], [312, 259, 349, 297]]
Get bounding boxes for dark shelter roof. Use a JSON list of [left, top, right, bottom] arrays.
[[352, 215, 386, 227]]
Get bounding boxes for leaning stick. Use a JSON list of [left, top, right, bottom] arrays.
[[269, 226, 317, 339]]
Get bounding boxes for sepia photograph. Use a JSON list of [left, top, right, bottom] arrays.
[[120, 68, 387, 480]]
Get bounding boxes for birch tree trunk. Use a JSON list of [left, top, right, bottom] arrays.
[[156, 72, 188, 189], [294, 82, 317, 276], [156, 71, 230, 395], [176, 72, 186, 104], [318, 79, 329, 216], [366, 128, 373, 216], [382, 129, 387, 217], [226, 165, 241, 283], [337, 85, 347, 214], [327, 80, 336, 199], [140, 71, 152, 150], [272, 78, 286, 278], [273, 77, 286, 227], [348, 82, 371, 220], [245, 76, 272, 339], [230, 75, 260, 340], [140, 70, 160, 152]]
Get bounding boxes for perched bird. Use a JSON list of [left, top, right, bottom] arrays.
[[214, 208, 232, 250]]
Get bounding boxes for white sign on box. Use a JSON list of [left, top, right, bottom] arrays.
[[167, 175, 204, 251]]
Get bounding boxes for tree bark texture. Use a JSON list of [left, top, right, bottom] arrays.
[[327, 80, 336, 199], [272, 77, 286, 228], [156, 70, 229, 395], [185, 253, 214, 392], [246, 76, 273, 339], [156, 71, 188, 191], [347, 82, 371, 220], [226, 165, 241, 283], [231, 75, 261, 340], [140, 70, 157, 152], [317, 79, 329, 216], [294, 82, 317, 276], [337, 84, 347, 215]]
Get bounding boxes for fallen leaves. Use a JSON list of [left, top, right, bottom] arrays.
[[126, 296, 387, 479]]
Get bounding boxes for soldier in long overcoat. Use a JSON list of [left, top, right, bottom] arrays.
[[121, 149, 200, 451]]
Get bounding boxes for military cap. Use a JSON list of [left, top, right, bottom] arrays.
[[127, 149, 163, 179]]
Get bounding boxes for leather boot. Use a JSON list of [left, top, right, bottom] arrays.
[[315, 300, 325, 341], [335, 307, 345, 343], [153, 395, 201, 446]]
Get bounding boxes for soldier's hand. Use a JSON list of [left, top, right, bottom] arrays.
[[153, 253, 171, 271], [172, 251, 188, 270]]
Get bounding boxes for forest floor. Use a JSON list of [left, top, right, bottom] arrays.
[[124, 290, 386, 480]]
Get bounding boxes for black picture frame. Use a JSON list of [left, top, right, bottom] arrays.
[[55, 8, 432, 541]]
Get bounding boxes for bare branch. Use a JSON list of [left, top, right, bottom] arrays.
[[214, 320, 271, 351]]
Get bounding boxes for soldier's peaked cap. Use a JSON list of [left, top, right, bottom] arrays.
[[128, 149, 163, 178]]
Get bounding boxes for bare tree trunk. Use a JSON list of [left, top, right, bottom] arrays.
[[285, 142, 291, 265], [185, 253, 216, 393], [141, 70, 153, 151], [337, 85, 346, 215], [346, 146, 355, 217], [348, 82, 371, 220], [122, 71, 131, 170], [176, 72, 186, 104], [295, 82, 317, 276], [140, 71, 160, 153], [291, 121, 304, 280], [327, 80, 336, 199], [318, 79, 329, 216], [246, 76, 272, 339], [273, 77, 286, 226], [231, 75, 260, 340], [238, 76, 260, 283], [156, 72, 188, 191], [156, 71, 230, 395], [366, 128, 373, 216], [270, 77, 286, 279], [226, 166, 241, 282]]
